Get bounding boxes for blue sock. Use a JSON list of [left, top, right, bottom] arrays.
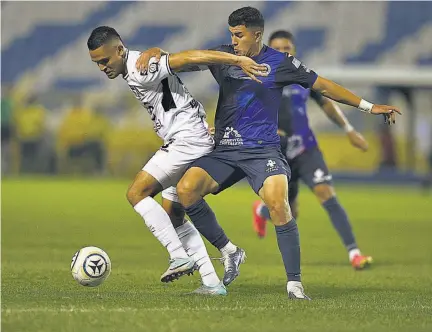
[[322, 197, 357, 251], [185, 199, 229, 250], [259, 204, 271, 220], [275, 219, 301, 282]]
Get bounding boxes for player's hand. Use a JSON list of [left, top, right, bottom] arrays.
[[347, 130, 368, 152], [237, 56, 269, 83], [208, 127, 215, 136], [371, 104, 401, 125], [277, 129, 287, 137], [136, 47, 163, 74]]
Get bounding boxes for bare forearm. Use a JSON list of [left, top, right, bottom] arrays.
[[312, 76, 362, 108], [169, 50, 239, 71], [321, 100, 351, 130]]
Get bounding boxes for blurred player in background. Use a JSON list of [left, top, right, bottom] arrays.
[[87, 26, 267, 295], [137, 7, 400, 300], [252, 30, 373, 270]]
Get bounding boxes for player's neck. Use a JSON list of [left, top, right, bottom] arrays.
[[248, 42, 263, 57]]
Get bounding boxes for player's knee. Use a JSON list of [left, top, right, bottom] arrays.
[[313, 184, 335, 203], [266, 199, 291, 226], [177, 177, 200, 206], [126, 184, 154, 206]]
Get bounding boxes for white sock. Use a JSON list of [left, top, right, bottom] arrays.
[[134, 197, 188, 260], [287, 281, 303, 291], [176, 221, 220, 287], [348, 248, 361, 261], [220, 241, 237, 256]]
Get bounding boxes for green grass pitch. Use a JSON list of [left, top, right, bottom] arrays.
[[2, 178, 432, 331]]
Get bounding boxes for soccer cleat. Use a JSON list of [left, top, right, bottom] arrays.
[[160, 257, 197, 283], [191, 282, 227, 296], [221, 247, 246, 286], [287, 283, 312, 300], [253, 200, 267, 238], [351, 254, 373, 270]]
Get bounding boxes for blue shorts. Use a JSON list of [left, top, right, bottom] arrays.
[[287, 146, 332, 204], [190, 146, 291, 195]]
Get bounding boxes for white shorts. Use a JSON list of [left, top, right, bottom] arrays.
[[143, 135, 214, 202]]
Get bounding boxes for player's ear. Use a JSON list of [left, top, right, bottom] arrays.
[[117, 45, 125, 57], [255, 29, 263, 43]]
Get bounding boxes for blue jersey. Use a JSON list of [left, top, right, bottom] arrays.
[[278, 85, 325, 159], [208, 45, 318, 149]]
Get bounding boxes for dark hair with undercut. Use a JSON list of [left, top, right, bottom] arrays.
[[228, 7, 264, 29], [268, 30, 294, 44], [87, 26, 122, 50]]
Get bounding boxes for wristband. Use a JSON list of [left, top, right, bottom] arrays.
[[358, 99, 374, 113]]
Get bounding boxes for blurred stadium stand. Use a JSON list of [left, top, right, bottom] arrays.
[[1, 1, 432, 183]]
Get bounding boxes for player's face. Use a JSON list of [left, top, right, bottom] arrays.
[[229, 25, 262, 57], [269, 38, 296, 55], [89, 44, 125, 79]]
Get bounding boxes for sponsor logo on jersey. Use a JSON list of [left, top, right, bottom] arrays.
[[219, 127, 243, 146]]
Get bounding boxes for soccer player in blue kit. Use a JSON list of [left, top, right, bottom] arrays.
[[252, 30, 373, 270], [137, 7, 400, 300]]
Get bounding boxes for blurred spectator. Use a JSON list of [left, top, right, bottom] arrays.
[[1, 86, 15, 174], [13, 95, 46, 173], [57, 99, 110, 174]]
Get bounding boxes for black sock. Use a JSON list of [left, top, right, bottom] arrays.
[[322, 197, 357, 251], [185, 199, 229, 250], [275, 219, 301, 282]]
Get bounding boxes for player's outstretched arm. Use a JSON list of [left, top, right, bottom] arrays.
[[136, 48, 268, 83], [312, 76, 401, 125], [311, 91, 368, 152]]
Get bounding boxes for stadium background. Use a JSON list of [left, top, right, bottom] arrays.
[[2, 2, 432, 332], [2, 1, 432, 179]]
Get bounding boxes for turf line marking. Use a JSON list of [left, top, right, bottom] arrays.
[[3, 304, 431, 314]]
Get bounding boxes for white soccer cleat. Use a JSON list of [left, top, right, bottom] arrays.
[[287, 281, 312, 300], [160, 257, 197, 283]]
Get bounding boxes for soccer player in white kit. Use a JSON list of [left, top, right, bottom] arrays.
[[87, 26, 267, 295]]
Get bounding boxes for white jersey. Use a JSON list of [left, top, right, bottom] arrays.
[[123, 50, 208, 142]]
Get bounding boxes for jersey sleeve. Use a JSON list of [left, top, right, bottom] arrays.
[[132, 54, 173, 86], [309, 89, 326, 106], [275, 54, 318, 89]]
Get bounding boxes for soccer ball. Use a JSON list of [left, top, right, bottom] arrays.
[[71, 246, 111, 287]]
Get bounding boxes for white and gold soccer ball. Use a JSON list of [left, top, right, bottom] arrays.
[[71, 246, 111, 287]]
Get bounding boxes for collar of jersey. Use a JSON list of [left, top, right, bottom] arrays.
[[122, 48, 130, 80]]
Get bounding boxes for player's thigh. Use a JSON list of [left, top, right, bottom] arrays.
[[126, 170, 163, 206], [297, 147, 335, 203], [179, 151, 246, 197], [241, 147, 291, 196], [161, 187, 185, 228], [143, 138, 213, 190]]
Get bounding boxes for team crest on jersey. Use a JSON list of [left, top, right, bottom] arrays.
[[219, 127, 243, 146], [148, 62, 159, 74], [266, 159, 279, 173], [261, 63, 271, 75]]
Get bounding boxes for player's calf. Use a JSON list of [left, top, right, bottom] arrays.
[[315, 184, 373, 269], [128, 171, 194, 282], [177, 167, 246, 286]]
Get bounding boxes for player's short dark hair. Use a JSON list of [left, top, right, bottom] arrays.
[[228, 7, 264, 29], [87, 26, 122, 50], [268, 30, 294, 44]]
